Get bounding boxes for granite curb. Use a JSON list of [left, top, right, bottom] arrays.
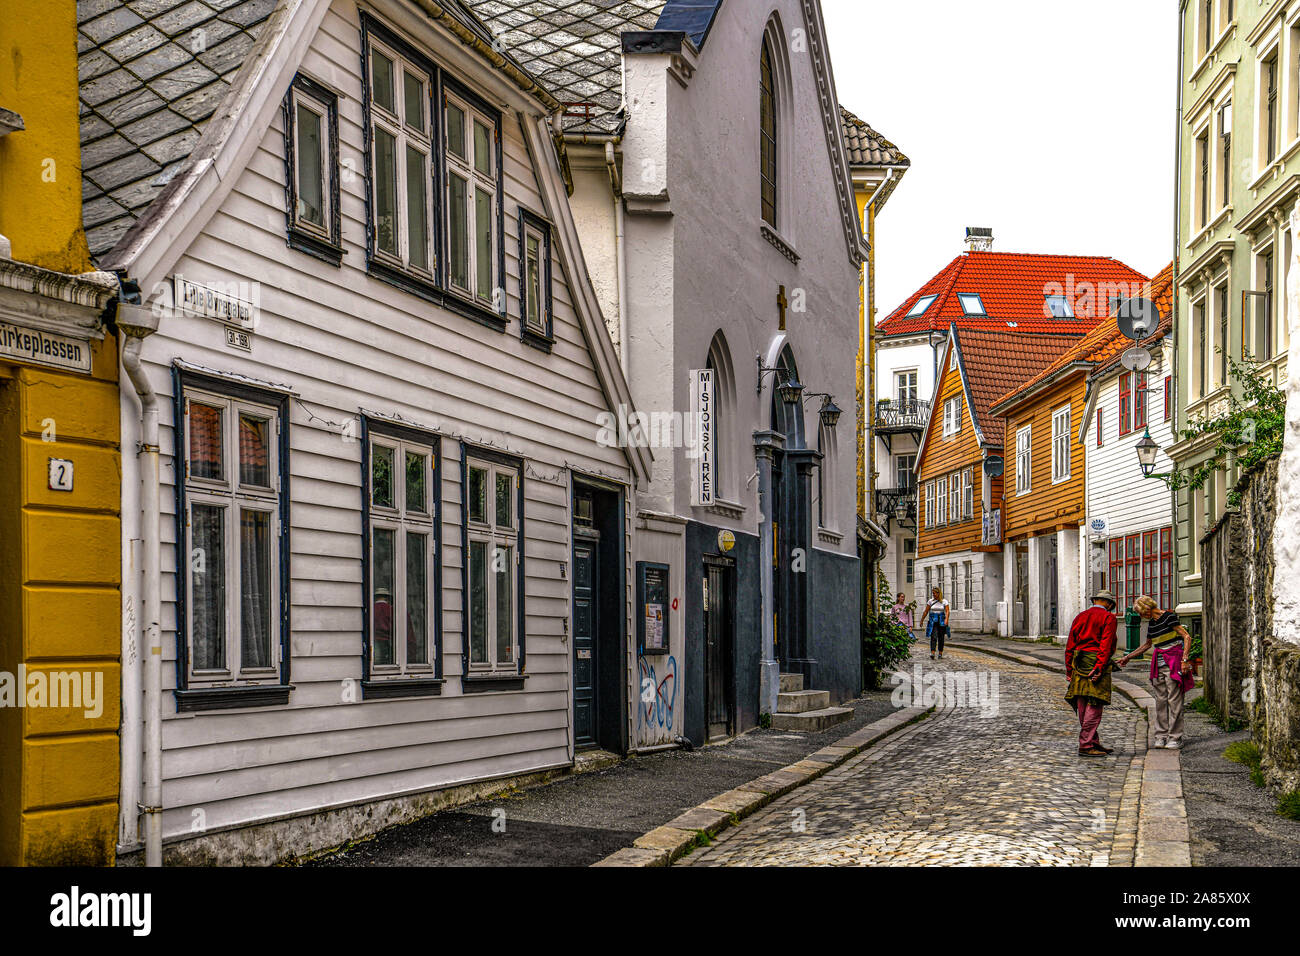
[[948, 639, 1192, 867], [591, 703, 934, 867]]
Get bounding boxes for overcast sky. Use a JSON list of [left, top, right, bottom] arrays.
[[822, 0, 1178, 319]]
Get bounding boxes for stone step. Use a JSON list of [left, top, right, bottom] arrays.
[[777, 689, 830, 713], [770, 706, 854, 733], [779, 672, 804, 693]]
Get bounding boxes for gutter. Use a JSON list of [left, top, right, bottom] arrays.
[[604, 141, 630, 370], [1172, 1, 1185, 612], [989, 361, 1094, 417], [115, 299, 163, 867]]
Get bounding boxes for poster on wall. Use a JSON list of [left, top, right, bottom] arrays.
[[690, 368, 715, 507], [637, 561, 670, 655]]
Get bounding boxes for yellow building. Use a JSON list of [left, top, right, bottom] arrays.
[[0, 0, 122, 865], [840, 106, 909, 613]]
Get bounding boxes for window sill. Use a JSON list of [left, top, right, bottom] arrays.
[[175, 684, 293, 712], [521, 324, 555, 354], [361, 678, 444, 700], [461, 673, 526, 693], [760, 224, 800, 264], [366, 258, 508, 333], [287, 226, 344, 266], [703, 498, 746, 521]]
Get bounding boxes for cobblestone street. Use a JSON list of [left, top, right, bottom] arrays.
[[682, 647, 1144, 866]]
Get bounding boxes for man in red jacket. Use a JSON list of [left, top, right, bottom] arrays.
[[1064, 590, 1119, 757]]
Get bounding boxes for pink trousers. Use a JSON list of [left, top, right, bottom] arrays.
[[1076, 699, 1104, 751]]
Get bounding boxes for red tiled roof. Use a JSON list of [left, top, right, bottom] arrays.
[[879, 251, 1149, 337], [990, 262, 1175, 411], [952, 329, 1085, 448]]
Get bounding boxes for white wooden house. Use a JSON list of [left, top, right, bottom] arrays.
[[90, 0, 650, 864]]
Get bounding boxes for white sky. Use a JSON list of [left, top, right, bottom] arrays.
[[822, 0, 1178, 319]]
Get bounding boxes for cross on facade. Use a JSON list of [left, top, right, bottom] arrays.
[[777, 285, 788, 331]]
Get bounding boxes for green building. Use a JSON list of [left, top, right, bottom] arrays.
[[1173, 0, 1294, 637]]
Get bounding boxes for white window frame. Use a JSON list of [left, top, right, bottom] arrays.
[[367, 434, 438, 679], [444, 90, 499, 307], [466, 457, 520, 673], [1016, 425, 1032, 495], [1051, 405, 1071, 483], [924, 481, 935, 528], [183, 388, 282, 685], [962, 467, 974, 519], [366, 36, 435, 277], [948, 472, 961, 524], [895, 369, 918, 404], [942, 396, 961, 436], [936, 476, 948, 526], [963, 560, 973, 611]]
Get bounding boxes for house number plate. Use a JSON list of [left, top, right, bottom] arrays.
[[48, 458, 73, 492]]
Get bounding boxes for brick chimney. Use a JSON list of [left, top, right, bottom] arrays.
[[965, 227, 994, 253]]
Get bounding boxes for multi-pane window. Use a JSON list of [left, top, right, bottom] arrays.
[[962, 467, 974, 519], [924, 481, 935, 528], [1195, 300, 1208, 399], [896, 369, 918, 404], [1164, 375, 1172, 421], [367, 430, 438, 680], [1142, 530, 1159, 601], [1220, 102, 1232, 208], [1016, 426, 1031, 494], [942, 396, 961, 436], [1160, 528, 1174, 609], [963, 561, 972, 611], [895, 454, 916, 490], [466, 456, 521, 672], [1217, 282, 1229, 387], [1134, 372, 1148, 430], [1108, 539, 1124, 604], [445, 90, 499, 305], [1097, 405, 1104, 447], [1266, 53, 1280, 165], [1197, 131, 1209, 228], [367, 37, 435, 275], [760, 38, 778, 226], [1119, 371, 1132, 435], [1052, 405, 1071, 482], [284, 75, 340, 263], [936, 476, 948, 526], [948, 474, 961, 524], [1125, 534, 1141, 611], [518, 209, 553, 342], [182, 387, 282, 684]]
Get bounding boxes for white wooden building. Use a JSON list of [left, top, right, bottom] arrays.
[[93, 0, 651, 864]]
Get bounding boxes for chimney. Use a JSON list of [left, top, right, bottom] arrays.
[[965, 227, 994, 253]]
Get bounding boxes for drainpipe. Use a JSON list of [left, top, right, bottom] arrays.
[[116, 301, 162, 867], [605, 141, 630, 370], [1171, 3, 1184, 612]]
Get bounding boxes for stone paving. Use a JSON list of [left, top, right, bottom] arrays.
[[681, 647, 1144, 866]]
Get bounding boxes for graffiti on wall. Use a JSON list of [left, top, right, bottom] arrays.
[[637, 655, 677, 732]]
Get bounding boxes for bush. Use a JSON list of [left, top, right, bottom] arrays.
[[862, 613, 914, 691]]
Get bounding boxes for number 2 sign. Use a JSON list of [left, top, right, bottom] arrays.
[[48, 458, 73, 492]]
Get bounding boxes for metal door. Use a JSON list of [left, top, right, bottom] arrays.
[[704, 559, 735, 741], [573, 537, 598, 749]]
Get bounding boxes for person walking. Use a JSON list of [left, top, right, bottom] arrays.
[[1117, 596, 1194, 749], [1065, 589, 1119, 757], [923, 587, 950, 660], [892, 592, 914, 630]]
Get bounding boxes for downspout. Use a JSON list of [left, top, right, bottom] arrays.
[[116, 301, 163, 867], [1172, 3, 1185, 612], [605, 141, 629, 370]]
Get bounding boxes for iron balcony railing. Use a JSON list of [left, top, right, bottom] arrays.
[[982, 505, 1002, 547], [875, 485, 918, 533], [875, 398, 931, 432]]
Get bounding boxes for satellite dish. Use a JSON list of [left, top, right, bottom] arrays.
[[1121, 347, 1152, 372], [1117, 297, 1160, 342], [983, 456, 1004, 477]]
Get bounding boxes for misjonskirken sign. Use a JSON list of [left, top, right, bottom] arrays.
[[0, 319, 92, 373], [690, 368, 715, 507]]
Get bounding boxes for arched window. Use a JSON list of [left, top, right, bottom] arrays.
[[817, 420, 838, 532], [760, 37, 778, 226]]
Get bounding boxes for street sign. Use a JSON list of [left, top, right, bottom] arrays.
[[1116, 297, 1160, 341]]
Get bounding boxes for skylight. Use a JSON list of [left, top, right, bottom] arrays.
[[907, 294, 938, 317], [958, 293, 986, 316], [1045, 295, 1074, 318]]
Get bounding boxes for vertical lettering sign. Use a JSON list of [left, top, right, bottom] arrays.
[[691, 368, 715, 507]]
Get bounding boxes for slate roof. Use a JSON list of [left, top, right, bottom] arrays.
[[839, 106, 908, 169], [462, 1, 723, 135], [77, 0, 278, 261], [879, 252, 1149, 338], [990, 262, 1176, 411], [951, 327, 1085, 449]]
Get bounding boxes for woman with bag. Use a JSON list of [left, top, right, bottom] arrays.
[[1116, 596, 1194, 749], [923, 587, 950, 660]]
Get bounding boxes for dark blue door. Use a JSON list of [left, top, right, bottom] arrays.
[[573, 538, 598, 749]]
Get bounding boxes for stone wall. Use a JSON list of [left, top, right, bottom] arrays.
[[1202, 511, 1248, 723]]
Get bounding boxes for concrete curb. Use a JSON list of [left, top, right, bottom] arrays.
[[591, 704, 934, 867], [948, 640, 1192, 867]]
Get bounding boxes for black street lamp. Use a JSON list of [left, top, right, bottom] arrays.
[[778, 375, 805, 407], [1135, 428, 1159, 478]]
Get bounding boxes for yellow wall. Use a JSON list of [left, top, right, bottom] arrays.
[[0, 336, 122, 865], [0, 0, 93, 273]]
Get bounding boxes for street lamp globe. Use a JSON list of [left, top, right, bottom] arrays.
[[778, 375, 805, 406], [818, 396, 843, 430], [1135, 428, 1159, 478]]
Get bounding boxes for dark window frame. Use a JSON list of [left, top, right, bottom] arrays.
[[759, 36, 778, 227], [282, 73, 343, 265], [358, 12, 507, 333], [171, 367, 293, 713], [459, 443, 527, 691], [360, 416, 445, 700], [517, 206, 555, 352]]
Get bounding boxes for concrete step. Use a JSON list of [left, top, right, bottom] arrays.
[[770, 706, 854, 732], [777, 689, 830, 713], [779, 672, 804, 693]]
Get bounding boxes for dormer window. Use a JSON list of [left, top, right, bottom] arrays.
[[1045, 294, 1074, 318], [907, 294, 937, 317], [958, 293, 986, 316]]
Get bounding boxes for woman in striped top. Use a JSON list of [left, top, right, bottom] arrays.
[[1117, 595, 1194, 749]]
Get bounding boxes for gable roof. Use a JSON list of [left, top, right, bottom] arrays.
[[839, 106, 909, 168], [990, 261, 1175, 414], [462, 1, 727, 135], [917, 325, 1085, 472], [878, 252, 1148, 338]]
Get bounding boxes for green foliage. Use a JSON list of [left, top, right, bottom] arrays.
[[758, 712, 772, 730], [1277, 792, 1300, 821], [862, 571, 915, 691], [1189, 695, 1246, 732], [1224, 740, 1265, 787], [1154, 354, 1286, 508]]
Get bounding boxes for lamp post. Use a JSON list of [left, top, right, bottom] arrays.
[[1136, 428, 1159, 478]]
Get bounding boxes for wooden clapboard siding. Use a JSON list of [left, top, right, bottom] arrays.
[[1002, 373, 1087, 540], [916, 356, 985, 558], [137, 0, 633, 845]]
